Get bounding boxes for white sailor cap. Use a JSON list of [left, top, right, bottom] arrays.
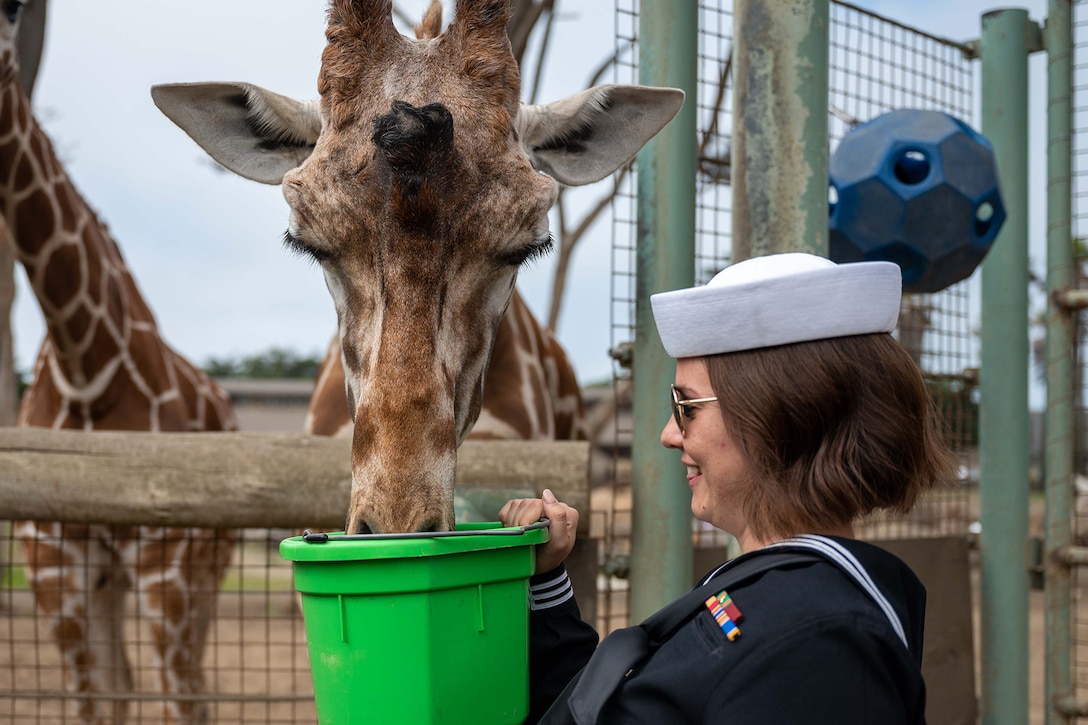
[[650, 252, 902, 358]]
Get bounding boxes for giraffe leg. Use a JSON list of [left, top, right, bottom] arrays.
[[135, 528, 234, 725], [16, 522, 133, 725]]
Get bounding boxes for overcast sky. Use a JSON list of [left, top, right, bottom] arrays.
[[15, 0, 1051, 393]]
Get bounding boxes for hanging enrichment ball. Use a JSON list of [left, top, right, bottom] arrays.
[[828, 109, 1006, 293]]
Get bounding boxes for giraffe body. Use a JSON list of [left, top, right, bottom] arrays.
[[1, 3, 236, 723], [153, 0, 684, 534]]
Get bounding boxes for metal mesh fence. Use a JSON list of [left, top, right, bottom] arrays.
[[0, 524, 314, 723], [605, 0, 979, 632], [1069, 0, 1088, 712]]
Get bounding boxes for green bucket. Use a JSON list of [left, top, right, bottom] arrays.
[[279, 522, 548, 724]]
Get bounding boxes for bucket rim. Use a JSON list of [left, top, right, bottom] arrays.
[[279, 520, 550, 561]]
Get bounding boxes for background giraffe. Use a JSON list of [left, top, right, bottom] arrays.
[[1, 2, 237, 723], [153, 0, 682, 535]]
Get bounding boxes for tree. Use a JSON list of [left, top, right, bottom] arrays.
[[203, 347, 323, 380]]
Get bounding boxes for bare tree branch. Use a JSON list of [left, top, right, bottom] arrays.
[[542, 38, 736, 330], [547, 166, 630, 331], [508, 0, 553, 65], [527, 4, 556, 104], [586, 41, 633, 89], [697, 48, 733, 187]]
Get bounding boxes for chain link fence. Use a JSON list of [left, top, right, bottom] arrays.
[[1, 526, 313, 724], [1068, 0, 1088, 714]]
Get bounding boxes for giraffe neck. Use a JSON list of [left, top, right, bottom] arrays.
[[1, 76, 235, 433], [0, 77, 159, 392]]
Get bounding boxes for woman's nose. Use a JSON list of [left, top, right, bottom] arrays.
[[660, 416, 682, 449]]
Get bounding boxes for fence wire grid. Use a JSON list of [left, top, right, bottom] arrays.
[[1069, 0, 1088, 713], [1, 525, 312, 723]]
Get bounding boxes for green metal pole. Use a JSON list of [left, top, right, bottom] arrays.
[[631, 0, 698, 621], [732, 0, 830, 259], [979, 9, 1032, 725], [1044, 3, 1074, 723]]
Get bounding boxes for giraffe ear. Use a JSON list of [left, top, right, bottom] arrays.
[[518, 85, 685, 187], [151, 82, 322, 185]]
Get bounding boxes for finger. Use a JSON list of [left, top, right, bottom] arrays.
[[498, 498, 544, 527]]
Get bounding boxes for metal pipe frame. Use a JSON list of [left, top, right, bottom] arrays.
[[979, 9, 1033, 725], [731, 0, 830, 259], [630, 0, 699, 621]]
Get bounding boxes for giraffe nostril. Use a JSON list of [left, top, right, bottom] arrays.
[[347, 518, 374, 536]]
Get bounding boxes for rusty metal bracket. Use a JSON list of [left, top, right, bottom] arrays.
[[1052, 288, 1088, 312]]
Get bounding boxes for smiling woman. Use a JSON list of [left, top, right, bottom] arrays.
[[503, 252, 956, 723]]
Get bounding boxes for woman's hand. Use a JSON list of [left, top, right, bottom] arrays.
[[499, 488, 579, 575]]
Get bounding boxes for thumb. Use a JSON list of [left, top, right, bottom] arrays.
[[541, 488, 565, 525], [532, 488, 578, 574]]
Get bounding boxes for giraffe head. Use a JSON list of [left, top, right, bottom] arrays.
[[153, 0, 683, 534]]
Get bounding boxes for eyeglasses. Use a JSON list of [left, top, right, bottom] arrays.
[[670, 384, 719, 435]]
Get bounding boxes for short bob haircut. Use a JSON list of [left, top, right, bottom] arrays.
[[704, 332, 955, 542]]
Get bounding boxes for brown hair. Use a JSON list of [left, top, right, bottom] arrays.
[[704, 333, 955, 541]]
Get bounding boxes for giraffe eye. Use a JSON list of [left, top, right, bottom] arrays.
[[2, 1, 23, 24]]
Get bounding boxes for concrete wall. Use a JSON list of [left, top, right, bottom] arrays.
[[215, 378, 313, 433]]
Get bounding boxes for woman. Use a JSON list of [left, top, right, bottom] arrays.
[[501, 252, 955, 724]]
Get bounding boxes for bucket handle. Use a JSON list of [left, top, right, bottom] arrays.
[[301, 519, 551, 543]]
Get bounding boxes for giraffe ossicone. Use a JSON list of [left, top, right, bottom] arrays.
[[153, 0, 684, 535]]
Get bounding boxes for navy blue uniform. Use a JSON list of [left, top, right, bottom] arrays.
[[528, 537, 926, 724]]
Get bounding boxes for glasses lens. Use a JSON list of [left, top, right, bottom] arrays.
[[670, 385, 684, 433]]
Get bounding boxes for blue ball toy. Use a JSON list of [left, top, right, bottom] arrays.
[[829, 109, 1006, 294]]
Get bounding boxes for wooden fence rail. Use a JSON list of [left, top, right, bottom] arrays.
[[0, 428, 591, 531]]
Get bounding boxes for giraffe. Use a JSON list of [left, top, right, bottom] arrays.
[[0, 3, 237, 723], [152, 0, 683, 535]]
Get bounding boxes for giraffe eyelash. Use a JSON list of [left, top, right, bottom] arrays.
[[500, 233, 554, 268], [282, 230, 329, 264]]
